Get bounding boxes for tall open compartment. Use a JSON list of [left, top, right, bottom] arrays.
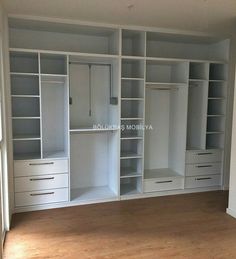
[[69, 55, 119, 202], [144, 61, 188, 182]]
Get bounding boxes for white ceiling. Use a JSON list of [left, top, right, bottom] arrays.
[[2, 0, 236, 34]]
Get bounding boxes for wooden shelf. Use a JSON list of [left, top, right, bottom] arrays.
[[121, 135, 143, 140], [189, 79, 207, 82], [146, 82, 186, 87], [120, 167, 142, 178], [121, 77, 144, 81], [120, 152, 142, 159]]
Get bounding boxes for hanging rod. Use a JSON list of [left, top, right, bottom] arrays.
[[69, 61, 111, 66], [41, 80, 64, 84]]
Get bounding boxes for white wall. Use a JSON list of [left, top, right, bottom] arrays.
[[0, 3, 13, 231], [226, 35, 236, 217]]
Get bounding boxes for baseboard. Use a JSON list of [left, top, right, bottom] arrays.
[[226, 208, 236, 218]]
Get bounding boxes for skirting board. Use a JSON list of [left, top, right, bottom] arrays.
[[226, 208, 236, 219], [13, 186, 222, 214]]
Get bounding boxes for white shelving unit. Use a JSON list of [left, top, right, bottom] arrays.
[[8, 17, 230, 212]]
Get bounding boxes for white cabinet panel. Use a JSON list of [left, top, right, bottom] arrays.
[[185, 162, 222, 176], [185, 174, 221, 188], [15, 188, 68, 207], [185, 150, 222, 164], [15, 173, 68, 192], [14, 159, 68, 177], [144, 177, 184, 192]]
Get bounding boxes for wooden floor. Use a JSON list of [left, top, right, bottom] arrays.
[[4, 191, 236, 259]]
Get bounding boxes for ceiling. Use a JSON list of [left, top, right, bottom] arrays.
[[2, 0, 236, 35]]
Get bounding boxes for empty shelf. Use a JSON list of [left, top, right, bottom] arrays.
[[121, 135, 143, 140], [71, 186, 117, 202], [14, 153, 41, 160], [120, 152, 142, 159], [144, 168, 183, 179], [121, 77, 144, 81], [120, 167, 142, 178], [43, 151, 68, 159], [120, 183, 141, 196]]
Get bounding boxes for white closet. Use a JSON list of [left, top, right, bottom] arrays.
[[7, 17, 230, 212]]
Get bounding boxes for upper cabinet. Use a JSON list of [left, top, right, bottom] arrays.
[[9, 18, 120, 55], [146, 32, 229, 62], [9, 17, 230, 62]]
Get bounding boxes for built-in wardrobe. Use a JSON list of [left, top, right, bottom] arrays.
[[8, 17, 230, 212]]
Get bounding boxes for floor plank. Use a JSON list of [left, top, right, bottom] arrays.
[[4, 191, 236, 259]]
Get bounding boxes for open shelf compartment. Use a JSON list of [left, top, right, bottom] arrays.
[[122, 29, 145, 57], [10, 51, 39, 74], [146, 60, 188, 84]]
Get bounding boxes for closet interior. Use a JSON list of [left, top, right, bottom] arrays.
[[8, 17, 230, 211]]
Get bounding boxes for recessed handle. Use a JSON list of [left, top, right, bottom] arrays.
[[196, 165, 213, 168], [29, 162, 54, 166], [155, 180, 173, 184], [195, 177, 212, 181], [30, 177, 54, 181], [30, 192, 54, 196], [197, 152, 213, 156]]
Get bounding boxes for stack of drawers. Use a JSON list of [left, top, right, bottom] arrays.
[[185, 149, 222, 188], [14, 159, 69, 207]]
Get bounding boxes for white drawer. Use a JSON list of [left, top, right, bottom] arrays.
[[15, 188, 68, 207], [185, 150, 222, 164], [14, 174, 68, 192], [144, 177, 184, 193], [14, 159, 68, 177], [185, 174, 221, 189], [185, 162, 222, 176]]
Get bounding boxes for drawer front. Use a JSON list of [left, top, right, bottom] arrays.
[[185, 174, 221, 189], [15, 174, 68, 192], [186, 150, 222, 164], [185, 163, 222, 176], [15, 188, 68, 207], [144, 177, 184, 193], [14, 159, 68, 177]]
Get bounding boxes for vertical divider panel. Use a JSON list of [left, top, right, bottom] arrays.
[[141, 31, 146, 193], [38, 52, 43, 159], [66, 55, 71, 201]]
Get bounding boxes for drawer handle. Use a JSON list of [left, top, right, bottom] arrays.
[[155, 180, 173, 184], [195, 177, 212, 181], [196, 165, 213, 168], [197, 152, 213, 156], [30, 177, 55, 181], [30, 192, 54, 196], [29, 162, 54, 166]]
